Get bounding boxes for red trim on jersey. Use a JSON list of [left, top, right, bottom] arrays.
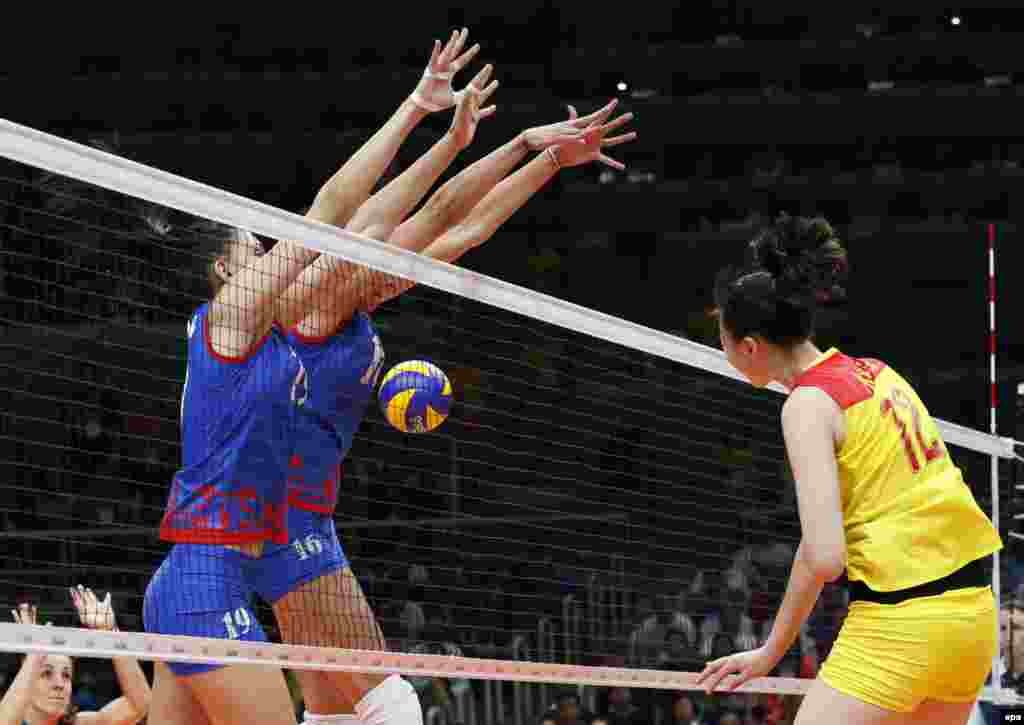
[[159, 480, 288, 544], [159, 522, 287, 545], [204, 312, 272, 364], [792, 352, 887, 411]]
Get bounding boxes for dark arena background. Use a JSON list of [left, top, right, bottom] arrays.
[[2, 4, 1024, 725]]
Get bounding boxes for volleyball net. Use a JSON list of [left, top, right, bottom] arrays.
[[0, 118, 1018, 721]]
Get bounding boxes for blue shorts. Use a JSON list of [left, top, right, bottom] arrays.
[[247, 511, 349, 604], [143, 544, 268, 676]]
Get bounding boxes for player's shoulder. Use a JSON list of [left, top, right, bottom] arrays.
[[782, 385, 842, 426], [794, 349, 887, 410], [186, 303, 211, 340]]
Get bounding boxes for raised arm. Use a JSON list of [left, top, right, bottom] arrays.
[[423, 110, 636, 263], [282, 71, 501, 335], [345, 64, 498, 236], [310, 28, 480, 229], [70, 587, 151, 725], [208, 88, 430, 351], [353, 107, 638, 308], [381, 99, 623, 255], [271, 31, 484, 332], [0, 605, 44, 725], [420, 106, 636, 265], [210, 29, 479, 353]]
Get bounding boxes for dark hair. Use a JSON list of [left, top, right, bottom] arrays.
[[713, 214, 848, 346], [35, 134, 242, 301], [180, 217, 239, 298], [142, 210, 239, 298]]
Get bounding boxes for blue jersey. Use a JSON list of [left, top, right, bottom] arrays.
[[284, 311, 383, 516], [160, 304, 306, 545]]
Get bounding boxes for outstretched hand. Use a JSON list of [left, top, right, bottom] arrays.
[[447, 64, 499, 150], [11, 602, 45, 626], [70, 585, 117, 631], [411, 28, 482, 113], [550, 105, 637, 171], [11, 603, 49, 666], [519, 98, 623, 152]]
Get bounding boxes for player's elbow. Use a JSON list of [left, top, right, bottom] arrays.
[[804, 543, 846, 583]]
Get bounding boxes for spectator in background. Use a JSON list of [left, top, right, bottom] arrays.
[[1001, 604, 1024, 691], [745, 703, 768, 725], [717, 711, 742, 725], [632, 595, 698, 670], [649, 627, 703, 724], [600, 687, 643, 725], [732, 542, 794, 631], [658, 626, 702, 672], [969, 603, 1024, 725], [700, 579, 757, 658], [663, 693, 703, 725], [549, 690, 590, 725]]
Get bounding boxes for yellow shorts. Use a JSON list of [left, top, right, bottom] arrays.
[[819, 585, 996, 713]]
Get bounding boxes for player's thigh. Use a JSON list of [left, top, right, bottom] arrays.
[[183, 663, 298, 725], [273, 567, 388, 713], [795, 678, 905, 725], [272, 566, 384, 650], [149, 661, 212, 725], [927, 587, 998, 705]]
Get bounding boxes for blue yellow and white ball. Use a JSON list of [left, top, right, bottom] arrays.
[[378, 360, 452, 433]]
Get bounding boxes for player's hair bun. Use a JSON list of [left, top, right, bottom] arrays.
[[745, 213, 849, 306]]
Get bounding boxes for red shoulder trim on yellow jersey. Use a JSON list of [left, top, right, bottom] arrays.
[[792, 352, 887, 411]]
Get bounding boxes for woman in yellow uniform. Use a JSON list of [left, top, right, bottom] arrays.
[[696, 215, 1002, 724]]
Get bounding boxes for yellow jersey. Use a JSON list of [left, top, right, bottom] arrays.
[[791, 348, 1002, 592]]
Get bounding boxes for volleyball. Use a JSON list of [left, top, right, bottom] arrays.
[[378, 360, 453, 433]]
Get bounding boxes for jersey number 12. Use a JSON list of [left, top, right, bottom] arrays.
[[881, 388, 944, 473]]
